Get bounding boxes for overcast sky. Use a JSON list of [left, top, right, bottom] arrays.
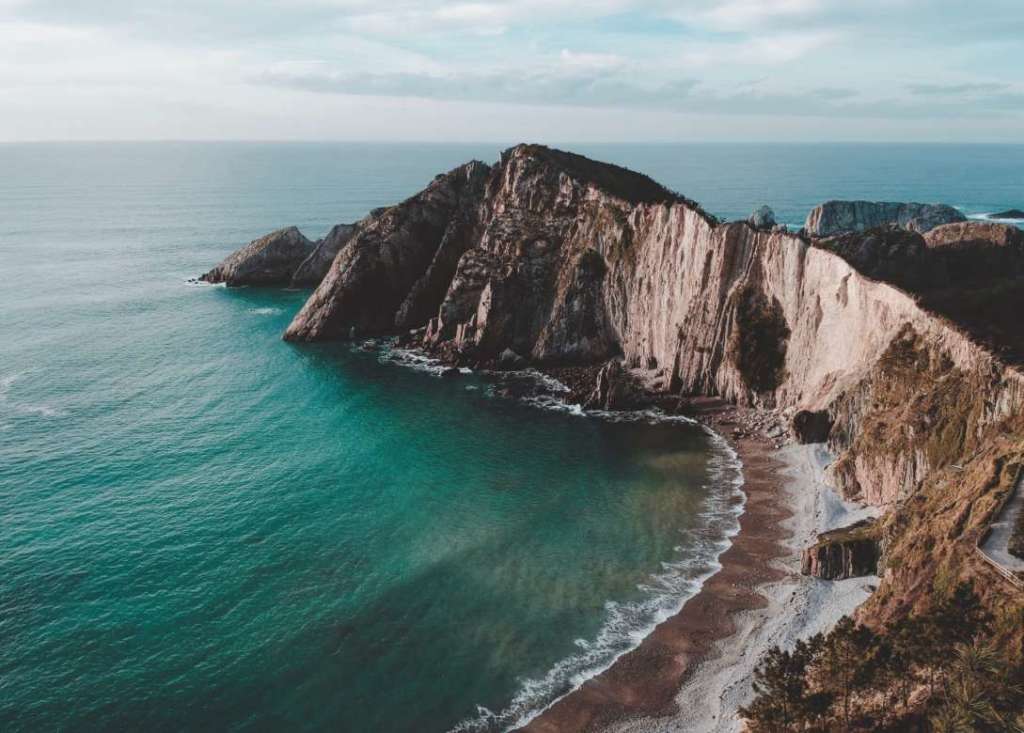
[[2, 0, 1022, 142]]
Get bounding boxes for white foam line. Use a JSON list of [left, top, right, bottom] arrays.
[[452, 426, 744, 733], [370, 344, 748, 733]]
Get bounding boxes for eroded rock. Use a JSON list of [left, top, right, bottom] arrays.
[[805, 200, 965, 237], [201, 226, 315, 286], [801, 519, 881, 580]]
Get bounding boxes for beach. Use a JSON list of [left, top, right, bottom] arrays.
[[521, 405, 878, 733]]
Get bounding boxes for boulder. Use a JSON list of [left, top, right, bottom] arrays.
[[584, 360, 642, 411], [497, 348, 527, 369], [990, 208, 1024, 220], [792, 410, 832, 443], [801, 519, 881, 580], [200, 226, 315, 286], [747, 205, 776, 229], [805, 200, 965, 237]]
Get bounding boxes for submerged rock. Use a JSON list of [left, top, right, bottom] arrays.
[[990, 208, 1024, 219], [200, 226, 315, 286], [805, 200, 965, 237], [801, 519, 881, 580]]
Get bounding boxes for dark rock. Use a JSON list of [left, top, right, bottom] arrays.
[[283, 161, 491, 341], [584, 360, 642, 410], [990, 209, 1024, 220], [291, 223, 359, 287], [441, 367, 460, 378], [801, 519, 881, 580], [792, 409, 833, 443], [200, 226, 315, 286]]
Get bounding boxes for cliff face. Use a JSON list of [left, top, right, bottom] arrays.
[[233, 144, 1024, 636], [804, 200, 966, 237], [283, 161, 491, 341]]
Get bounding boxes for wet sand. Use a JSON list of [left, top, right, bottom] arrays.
[[518, 399, 793, 733]]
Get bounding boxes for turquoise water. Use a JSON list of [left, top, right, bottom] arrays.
[[2, 143, 1022, 732]]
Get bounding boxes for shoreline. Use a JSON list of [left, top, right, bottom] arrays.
[[519, 400, 876, 733]]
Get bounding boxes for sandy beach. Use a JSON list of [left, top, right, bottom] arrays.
[[520, 406, 878, 733]]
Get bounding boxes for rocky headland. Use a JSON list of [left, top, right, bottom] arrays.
[[204, 144, 1024, 730]]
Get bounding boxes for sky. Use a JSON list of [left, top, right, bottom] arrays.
[[2, 0, 1023, 142]]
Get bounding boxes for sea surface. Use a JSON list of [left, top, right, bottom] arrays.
[[1, 142, 1022, 733]]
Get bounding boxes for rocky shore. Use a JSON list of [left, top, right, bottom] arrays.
[[203, 144, 1024, 730]]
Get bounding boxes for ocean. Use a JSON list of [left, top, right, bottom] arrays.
[[1, 142, 1021, 732]]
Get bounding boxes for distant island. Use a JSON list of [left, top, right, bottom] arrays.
[[203, 145, 1024, 731]]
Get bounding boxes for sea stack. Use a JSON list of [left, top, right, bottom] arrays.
[[804, 200, 966, 237]]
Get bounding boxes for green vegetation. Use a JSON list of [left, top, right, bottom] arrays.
[[740, 582, 1024, 731], [728, 282, 790, 394]]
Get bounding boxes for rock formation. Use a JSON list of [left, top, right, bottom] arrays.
[[200, 226, 315, 286], [990, 208, 1024, 219], [283, 161, 491, 341], [804, 200, 966, 237], [290, 223, 360, 287], [210, 144, 1024, 661], [747, 205, 776, 229], [801, 519, 881, 580]]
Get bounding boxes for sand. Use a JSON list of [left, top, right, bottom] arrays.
[[519, 408, 878, 733]]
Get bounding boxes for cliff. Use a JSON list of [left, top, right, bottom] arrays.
[[804, 200, 966, 236], [209, 144, 1024, 703]]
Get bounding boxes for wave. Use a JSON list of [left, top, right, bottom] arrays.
[[0, 374, 68, 420], [967, 212, 1024, 224], [184, 278, 227, 288], [370, 343, 748, 732], [248, 307, 283, 315], [453, 427, 744, 733]]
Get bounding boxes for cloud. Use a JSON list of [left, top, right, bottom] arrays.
[[1, 0, 1023, 141], [907, 82, 1011, 96]]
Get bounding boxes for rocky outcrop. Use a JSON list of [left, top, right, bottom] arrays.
[[583, 360, 643, 410], [290, 223, 359, 287], [201, 226, 315, 286], [804, 200, 966, 237], [792, 409, 832, 444], [990, 208, 1024, 219], [801, 519, 881, 580], [283, 161, 490, 341], [747, 205, 776, 229]]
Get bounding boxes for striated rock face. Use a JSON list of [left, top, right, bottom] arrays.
[[801, 519, 881, 580], [283, 161, 490, 341], [804, 200, 966, 237], [201, 227, 315, 286], [290, 223, 359, 287]]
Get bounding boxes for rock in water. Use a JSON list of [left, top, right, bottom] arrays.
[[200, 226, 315, 286], [804, 200, 965, 237], [291, 223, 359, 287], [990, 208, 1024, 219], [283, 161, 491, 341], [747, 205, 776, 229]]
